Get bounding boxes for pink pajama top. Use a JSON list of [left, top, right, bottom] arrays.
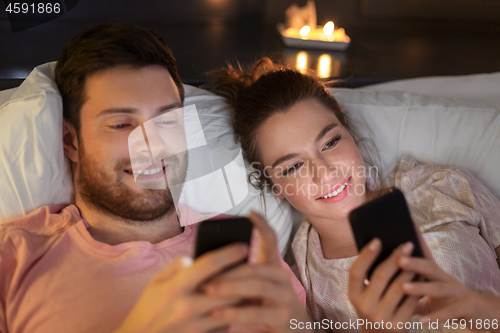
[[0, 205, 305, 333]]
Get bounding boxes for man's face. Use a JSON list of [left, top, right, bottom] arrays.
[[75, 65, 187, 221]]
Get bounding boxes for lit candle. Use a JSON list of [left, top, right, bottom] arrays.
[[299, 25, 310, 37], [323, 21, 334, 36], [279, 17, 350, 50]]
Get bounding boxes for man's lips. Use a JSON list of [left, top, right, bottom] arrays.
[[124, 164, 166, 176], [316, 177, 350, 200]]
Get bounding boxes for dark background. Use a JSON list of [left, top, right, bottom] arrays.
[[1, 0, 500, 90]]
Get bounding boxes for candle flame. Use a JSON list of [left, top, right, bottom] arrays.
[[297, 52, 308, 72], [299, 25, 310, 37], [318, 54, 331, 78], [323, 21, 334, 36]]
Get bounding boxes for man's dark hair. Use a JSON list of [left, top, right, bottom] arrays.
[[55, 23, 185, 135]]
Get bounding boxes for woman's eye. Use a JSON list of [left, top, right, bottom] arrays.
[[323, 135, 341, 150], [283, 163, 301, 176]]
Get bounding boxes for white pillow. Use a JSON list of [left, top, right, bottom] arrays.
[[180, 85, 293, 251], [0, 62, 293, 254], [330, 87, 500, 200], [0, 87, 17, 103], [0, 62, 73, 221], [364, 72, 500, 106]]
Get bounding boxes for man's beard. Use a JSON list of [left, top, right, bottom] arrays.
[[77, 143, 188, 222]]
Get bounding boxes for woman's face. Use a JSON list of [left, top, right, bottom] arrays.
[[257, 98, 368, 222]]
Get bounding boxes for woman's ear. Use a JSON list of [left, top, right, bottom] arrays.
[[63, 119, 79, 163]]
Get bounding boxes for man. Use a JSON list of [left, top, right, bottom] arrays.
[[0, 24, 312, 333]]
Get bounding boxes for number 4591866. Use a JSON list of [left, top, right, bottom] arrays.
[[444, 319, 499, 330], [5, 3, 61, 14]]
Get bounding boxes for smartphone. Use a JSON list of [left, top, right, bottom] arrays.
[[348, 189, 423, 279], [194, 216, 253, 259]]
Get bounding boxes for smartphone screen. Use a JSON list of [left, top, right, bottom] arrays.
[[348, 189, 423, 278], [194, 217, 253, 259]]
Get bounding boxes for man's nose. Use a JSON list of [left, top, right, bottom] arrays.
[[128, 125, 152, 155], [142, 112, 187, 161], [142, 122, 180, 162]]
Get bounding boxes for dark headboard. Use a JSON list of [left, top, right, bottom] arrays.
[[1, 0, 500, 91]]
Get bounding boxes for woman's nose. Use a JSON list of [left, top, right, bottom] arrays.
[[312, 160, 337, 185]]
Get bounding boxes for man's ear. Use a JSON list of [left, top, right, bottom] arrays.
[[63, 119, 79, 163]]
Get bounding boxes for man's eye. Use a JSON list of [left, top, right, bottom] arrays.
[[111, 124, 130, 129], [283, 163, 301, 176], [323, 135, 341, 150], [154, 120, 178, 128]]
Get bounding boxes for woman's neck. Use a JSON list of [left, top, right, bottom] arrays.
[[309, 216, 358, 259]]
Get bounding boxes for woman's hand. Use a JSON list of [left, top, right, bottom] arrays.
[[398, 255, 500, 332], [348, 238, 421, 333], [202, 212, 318, 333]]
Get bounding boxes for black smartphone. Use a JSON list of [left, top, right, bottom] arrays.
[[348, 189, 423, 279], [194, 216, 253, 259]]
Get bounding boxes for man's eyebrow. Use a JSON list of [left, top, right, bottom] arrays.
[[157, 102, 184, 114], [97, 102, 184, 117], [271, 123, 338, 169]]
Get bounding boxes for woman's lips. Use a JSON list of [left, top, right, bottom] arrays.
[[316, 177, 351, 203], [317, 177, 350, 199]]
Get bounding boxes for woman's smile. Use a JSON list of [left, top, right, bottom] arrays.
[[316, 177, 351, 203]]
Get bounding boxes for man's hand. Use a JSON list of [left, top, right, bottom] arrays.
[[114, 243, 249, 333], [202, 212, 317, 333]]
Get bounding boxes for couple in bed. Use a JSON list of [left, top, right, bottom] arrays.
[[0, 23, 499, 333]]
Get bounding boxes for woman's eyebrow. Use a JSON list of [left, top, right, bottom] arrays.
[[272, 153, 299, 169], [315, 123, 338, 144]]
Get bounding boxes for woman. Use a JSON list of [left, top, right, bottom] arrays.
[[208, 58, 500, 331]]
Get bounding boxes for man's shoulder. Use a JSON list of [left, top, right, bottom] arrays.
[[1, 204, 81, 245], [0, 205, 82, 308]]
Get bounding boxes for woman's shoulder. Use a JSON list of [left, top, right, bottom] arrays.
[[386, 156, 474, 191], [291, 219, 312, 248], [387, 157, 500, 233]]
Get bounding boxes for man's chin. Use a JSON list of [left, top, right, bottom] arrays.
[[79, 180, 176, 222], [133, 179, 168, 190], [95, 194, 175, 222], [117, 185, 176, 221], [77, 152, 183, 222]]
